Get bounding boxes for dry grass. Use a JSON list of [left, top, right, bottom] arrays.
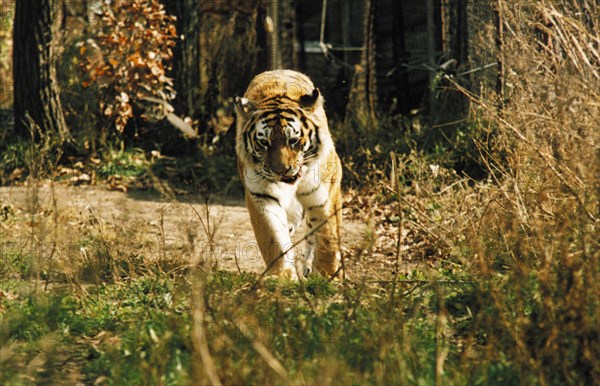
[[1, 1, 598, 385], [449, 1, 599, 383], [342, 1, 599, 383]]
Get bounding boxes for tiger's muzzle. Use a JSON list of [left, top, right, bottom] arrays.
[[274, 165, 302, 184], [280, 172, 302, 184]]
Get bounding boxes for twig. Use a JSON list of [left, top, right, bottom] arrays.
[[191, 284, 222, 386], [234, 252, 242, 275], [389, 152, 403, 309], [445, 75, 597, 223], [236, 320, 289, 381], [366, 279, 472, 284], [189, 201, 224, 268], [379, 182, 456, 248]]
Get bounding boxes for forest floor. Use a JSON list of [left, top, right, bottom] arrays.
[[0, 183, 421, 279], [0, 182, 446, 384]]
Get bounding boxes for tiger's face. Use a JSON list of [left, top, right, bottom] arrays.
[[252, 113, 309, 183], [236, 89, 320, 184]]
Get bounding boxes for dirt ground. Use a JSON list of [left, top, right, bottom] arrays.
[[0, 183, 368, 276]]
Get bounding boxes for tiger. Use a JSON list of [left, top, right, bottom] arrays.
[[235, 69, 343, 280]]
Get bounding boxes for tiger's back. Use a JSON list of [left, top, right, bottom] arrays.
[[235, 70, 342, 279]]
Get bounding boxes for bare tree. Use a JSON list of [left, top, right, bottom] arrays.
[[346, 0, 377, 123], [267, 0, 282, 69], [165, 0, 201, 121], [13, 0, 70, 141]]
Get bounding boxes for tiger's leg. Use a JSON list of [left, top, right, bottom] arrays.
[[299, 179, 342, 278], [286, 198, 304, 237], [306, 194, 342, 278], [285, 199, 310, 278], [246, 192, 298, 280], [301, 235, 316, 277]]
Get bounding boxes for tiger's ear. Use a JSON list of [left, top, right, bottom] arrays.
[[299, 88, 320, 111], [235, 97, 256, 117]]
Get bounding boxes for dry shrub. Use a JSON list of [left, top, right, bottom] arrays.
[[455, 1, 599, 383], [78, 0, 177, 134]]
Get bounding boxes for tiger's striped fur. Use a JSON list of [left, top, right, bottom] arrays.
[[235, 70, 342, 280]]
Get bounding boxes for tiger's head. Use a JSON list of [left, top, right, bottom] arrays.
[[235, 88, 321, 184]]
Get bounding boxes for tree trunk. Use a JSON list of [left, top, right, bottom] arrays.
[[364, 0, 377, 118], [345, 0, 378, 128], [165, 0, 201, 121], [390, 0, 409, 114], [13, 0, 70, 142], [426, 0, 437, 121], [346, 0, 377, 124], [267, 0, 282, 69], [374, 0, 409, 114], [280, 0, 297, 69]]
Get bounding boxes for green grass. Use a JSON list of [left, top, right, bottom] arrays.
[[97, 147, 148, 179], [1, 270, 476, 385], [6, 264, 587, 385]]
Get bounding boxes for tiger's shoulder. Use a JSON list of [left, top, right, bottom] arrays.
[[243, 70, 318, 108]]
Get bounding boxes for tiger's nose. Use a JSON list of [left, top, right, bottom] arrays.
[[273, 165, 297, 176]]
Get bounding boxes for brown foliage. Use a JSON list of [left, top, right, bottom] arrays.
[[78, 0, 177, 133]]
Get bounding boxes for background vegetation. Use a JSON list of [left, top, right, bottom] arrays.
[[1, 0, 599, 385]]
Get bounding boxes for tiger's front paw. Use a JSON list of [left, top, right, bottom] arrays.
[[279, 267, 299, 281], [302, 266, 312, 278], [314, 251, 342, 279], [266, 264, 299, 281]]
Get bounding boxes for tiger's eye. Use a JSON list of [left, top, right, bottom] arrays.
[[288, 137, 300, 146]]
